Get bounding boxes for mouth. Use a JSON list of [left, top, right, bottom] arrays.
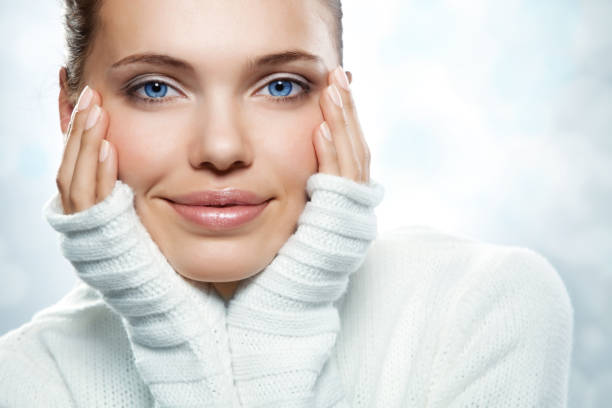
[[166, 189, 269, 207], [169, 202, 258, 208], [166, 199, 272, 231]]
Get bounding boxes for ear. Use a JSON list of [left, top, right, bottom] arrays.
[[58, 67, 75, 135], [346, 71, 353, 84]]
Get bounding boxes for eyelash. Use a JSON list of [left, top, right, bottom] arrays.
[[124, 76, 312, 105]]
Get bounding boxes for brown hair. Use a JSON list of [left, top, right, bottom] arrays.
[[62, 0, 103, 100], [62, 0, 344, 100], [322, 0, 344, 66]]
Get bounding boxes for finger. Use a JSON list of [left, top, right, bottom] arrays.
[[70, 103, 108, 212], [320, 83, 362, 183], [331, 67, 371, 183], [56, 85, 95, 213], [95, 139, 118, 204], [313, 121, 340, 176]]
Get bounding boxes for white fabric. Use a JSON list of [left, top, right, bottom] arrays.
[[0, 174, 573, 407]]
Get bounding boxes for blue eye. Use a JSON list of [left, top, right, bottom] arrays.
[[259, 77, 310, 102], [144, 81, 168, 98], [126, 78, 181, 104], [268, 80, 293, 97]]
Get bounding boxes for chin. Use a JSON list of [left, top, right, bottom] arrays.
[[163, 236, 281, 283], [175, 268, 261, 283]]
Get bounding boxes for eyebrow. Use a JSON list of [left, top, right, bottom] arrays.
[[109, 50, 324, 72], [110, 53, 192, 71], [248, 50, 324, 70]]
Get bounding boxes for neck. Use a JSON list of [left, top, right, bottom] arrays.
[[212, 281, 241, 303]]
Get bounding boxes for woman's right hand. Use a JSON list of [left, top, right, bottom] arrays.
[[56, 85, 117, 214]]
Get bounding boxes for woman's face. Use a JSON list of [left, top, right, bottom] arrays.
[[72, 0, 339, 283]]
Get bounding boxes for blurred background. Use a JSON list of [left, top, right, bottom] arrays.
[[1, 0, 610, 405]]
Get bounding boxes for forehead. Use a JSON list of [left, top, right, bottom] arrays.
[[96, 0, 336, 68]]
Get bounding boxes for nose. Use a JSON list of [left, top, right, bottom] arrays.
[[188, 97, 253, 173]]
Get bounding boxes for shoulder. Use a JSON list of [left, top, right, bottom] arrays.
[[356, 225, 494, 298], [367, 223, 574, 351], [366, 224, 572, 306], [0, 280, 112, 349], [353, 224, 573, 339], [0, 281, 136, 405]]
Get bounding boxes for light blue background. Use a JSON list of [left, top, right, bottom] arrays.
[[1, 1, 610, 406]]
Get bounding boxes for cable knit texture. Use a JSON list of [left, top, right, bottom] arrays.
[[0, 175, 574, 407]]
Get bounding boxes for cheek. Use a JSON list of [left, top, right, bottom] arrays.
[[106, 108, 187, 192], [249, 104, 321, 184]]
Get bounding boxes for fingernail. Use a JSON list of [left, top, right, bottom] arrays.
[[320, 122, 332, 142], [327, 84, 343, 108], [85, 104, 101, 130], [99, 140, 110, 162], [334, 66, 350, 91], [76, 85, 93, 112]]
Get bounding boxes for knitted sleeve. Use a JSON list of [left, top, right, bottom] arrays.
[[44, 181, 237, 407], [226, 173, 385, 407]]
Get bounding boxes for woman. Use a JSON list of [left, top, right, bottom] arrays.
[[0, 0, 573, 406]]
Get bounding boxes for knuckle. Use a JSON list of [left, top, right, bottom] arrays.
[[66, 111, 77, 133], [68, 195, 80, 211], [363, 146, 371, 163], [71, 108, 86, 129], [66, 113, 85, 142], [68, 190, 79, 207], [340, 109, 350, 125], [69, 186, 89, 208], [329, 141, 338, 153], [65, 123, 74, 140], [55, 176, 67, 195], [358, 161, 365, 177], [348, 161, 363, 181], [344, 92, 355, 111], [80, 125, 95, 142]]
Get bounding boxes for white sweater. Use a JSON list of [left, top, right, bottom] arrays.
[[0, 174, 573, 407]]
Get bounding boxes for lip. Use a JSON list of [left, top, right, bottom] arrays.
[[167, 189, 268, 206], [164, 189, 271, 231]]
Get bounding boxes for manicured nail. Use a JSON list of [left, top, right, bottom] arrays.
[[334, 66, 350, 91], [320, 122, 332, 142], [99, 140, 110, 162], [327, 84, 343, 108], [85, 104, 101, 130], [76, 85, 93, 112]]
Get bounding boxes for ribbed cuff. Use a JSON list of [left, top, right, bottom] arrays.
[[44, 180, 134, 233], [306, 173, 385, 208], [230, 174, 384, 311]]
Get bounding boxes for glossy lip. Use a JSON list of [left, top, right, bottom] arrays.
[[164, 189, 271, 231], [167, 189, 268, 206]]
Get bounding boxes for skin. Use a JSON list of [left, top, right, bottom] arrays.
[[57, 0, 370, 302]]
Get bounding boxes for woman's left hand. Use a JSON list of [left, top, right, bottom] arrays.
[[313, 66, 371, 184]]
